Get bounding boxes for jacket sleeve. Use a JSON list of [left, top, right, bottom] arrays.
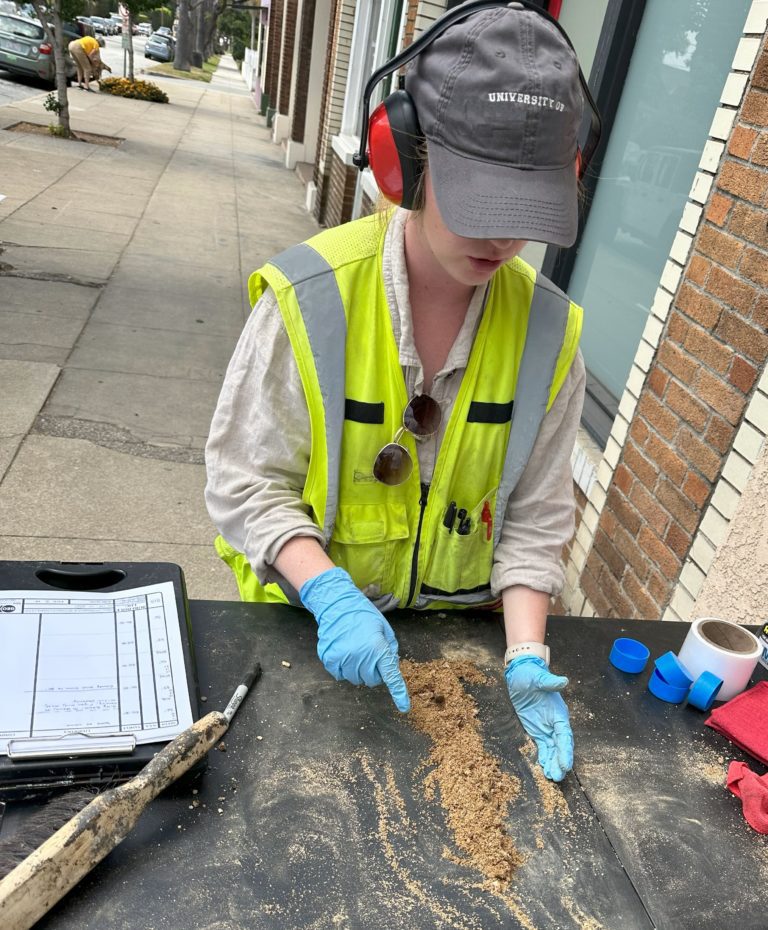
[[204, 288, 324, 585], [490, 349, 587, 597]]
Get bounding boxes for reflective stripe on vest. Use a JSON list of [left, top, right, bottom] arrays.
[[271, 242, 570, 545], [268, 242, 346, 544], [494, 274, 570, 546]]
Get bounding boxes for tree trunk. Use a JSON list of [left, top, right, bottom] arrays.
[[201, 0, 221, 60], [191, 1, 203, 67], [174, 0, 193, 71], [30, 0, 70, 136]]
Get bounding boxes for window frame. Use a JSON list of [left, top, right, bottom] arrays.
[[541, 0, 648, 448], [340, 0, 403, 139]]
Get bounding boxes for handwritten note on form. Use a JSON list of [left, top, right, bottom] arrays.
[[0, 582, 194, 755]]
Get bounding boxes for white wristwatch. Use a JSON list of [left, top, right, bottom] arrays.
[[504, 642, 550, 667]]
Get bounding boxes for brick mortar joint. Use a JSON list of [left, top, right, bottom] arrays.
[[720, 149, 768, 173], [675, 281, 759, 324], [692, 219, 768, 266]]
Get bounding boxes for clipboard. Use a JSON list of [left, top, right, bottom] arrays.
[[0, 560, 201, 800]]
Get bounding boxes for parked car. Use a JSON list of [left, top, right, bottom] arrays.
[[137, 22, 151, 36], [144, 32, 173, 62], [155, 25, 172, 37], [74, 15, 105, 46], [0, 12, 76, 87], [89, 16, 110, 35], [108, 12, 123, 33]]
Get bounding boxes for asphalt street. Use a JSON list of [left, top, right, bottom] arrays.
[[96, 32, 150, 77]]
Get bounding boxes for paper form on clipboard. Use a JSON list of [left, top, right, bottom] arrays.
[[0, 581, 194, 756]]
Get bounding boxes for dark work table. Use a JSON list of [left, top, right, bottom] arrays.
[[2, 603, 766, 930]]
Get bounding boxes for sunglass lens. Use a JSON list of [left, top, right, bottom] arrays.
[[404, 394, 441, 436], [373, 443, 413, 486]]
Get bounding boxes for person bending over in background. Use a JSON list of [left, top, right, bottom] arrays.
[[68, 34, 107, 91], [206, 2, 597, 783]]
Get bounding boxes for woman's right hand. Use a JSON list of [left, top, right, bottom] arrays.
[[299, 567, 411, 713]]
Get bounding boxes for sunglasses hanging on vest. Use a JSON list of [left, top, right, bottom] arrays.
[[353, 0, 602, 211]]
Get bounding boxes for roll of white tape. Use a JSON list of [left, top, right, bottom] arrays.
[[677, 617, 761, 702]]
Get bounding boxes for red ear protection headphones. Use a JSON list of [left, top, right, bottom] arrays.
[[352, 0, 602, 210]]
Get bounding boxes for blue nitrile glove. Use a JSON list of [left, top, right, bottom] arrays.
[[299, 567, 411, 713], [505, 656, 573, 782]]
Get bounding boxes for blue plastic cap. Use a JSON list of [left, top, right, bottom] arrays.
[[687, 670, 723, 711], [654, 651, 694, 689], [648, 668, 690, 703], [609, 637, 650, 673]]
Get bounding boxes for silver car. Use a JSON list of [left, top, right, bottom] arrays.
[[144, 32, 174, 62], [0, 12, 76, 87]]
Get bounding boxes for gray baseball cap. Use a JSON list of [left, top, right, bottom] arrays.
[[405, 4, 584, 245]]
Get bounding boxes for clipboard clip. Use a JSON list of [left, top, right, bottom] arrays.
[[7, 732, 137, 762]]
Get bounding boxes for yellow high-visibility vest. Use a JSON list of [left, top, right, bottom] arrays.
[[216, 213, 582, 610]]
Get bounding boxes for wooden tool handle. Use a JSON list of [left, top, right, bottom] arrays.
[[0, 711, 229, 930]]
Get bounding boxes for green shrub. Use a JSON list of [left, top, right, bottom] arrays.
[[43, 92, 63, 115], [99, 77, 169, 103], [231, 36, 245, 62]]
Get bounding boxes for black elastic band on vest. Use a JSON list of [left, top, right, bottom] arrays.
[[467, 401, 514, 424], [345, 399, 385, 424], [421, 582, 492, 597]]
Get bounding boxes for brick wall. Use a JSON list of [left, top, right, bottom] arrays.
[[324, 150, 357, 227], [264, 0, 284, 107], [576, 32, 768, 621], [313, 0, 355, 225], [278, 0, 299, 115], [402, 0, 419, 48], [290, 0, 317, 145], [312, 0, 339, 215]]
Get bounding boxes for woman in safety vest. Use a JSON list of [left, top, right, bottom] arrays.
[[206, 2, 598, 782]]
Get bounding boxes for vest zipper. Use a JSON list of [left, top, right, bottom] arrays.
[[406, 482, 430, 607]]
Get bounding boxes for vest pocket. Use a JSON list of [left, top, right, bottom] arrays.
[[421, 491, 496, 597], [328, 502, 409, 593]]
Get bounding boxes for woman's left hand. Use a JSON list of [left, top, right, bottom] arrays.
[[505, 656, 573, 781]]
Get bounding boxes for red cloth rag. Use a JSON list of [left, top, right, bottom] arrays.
[[705, 680, 768, 766], [726, 761, 768, 834]]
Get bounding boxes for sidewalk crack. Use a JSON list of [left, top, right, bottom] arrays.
[[0, 269, 104, 288], [34, 414, 205, 464]]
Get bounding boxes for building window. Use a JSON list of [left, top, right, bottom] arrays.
[[341, 0, 405, 139], [563, 0, 750, 446]]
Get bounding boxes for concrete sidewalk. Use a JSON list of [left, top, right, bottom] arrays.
[[0, 56, 318, 599]]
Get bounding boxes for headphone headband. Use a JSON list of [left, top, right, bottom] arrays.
[[353, 0, 601, 174]]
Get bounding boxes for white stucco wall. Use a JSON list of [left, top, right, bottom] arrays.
[[694, 441, 768, 624]]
